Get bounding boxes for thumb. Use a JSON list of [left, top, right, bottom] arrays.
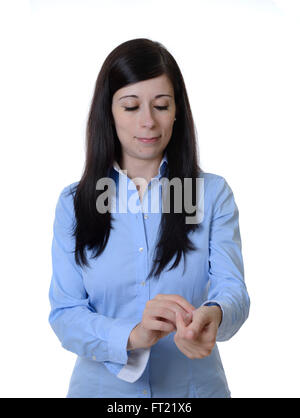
[[175, 311, 187, 334], [176, 312, 193, 339], [190, 308, 210, 335]]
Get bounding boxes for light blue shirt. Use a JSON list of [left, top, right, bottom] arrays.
[[48, 154, 250, 398]]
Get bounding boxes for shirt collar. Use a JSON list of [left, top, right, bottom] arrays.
[[113, 152, 168, 180]]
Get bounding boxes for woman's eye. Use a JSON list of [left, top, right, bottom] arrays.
[[124, 106, 139, 111], [124, 106, 169, 111]]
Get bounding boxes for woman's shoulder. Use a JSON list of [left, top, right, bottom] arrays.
[[60, 181, 80, 196], [198, 170, 228, 189], [197, 171, 234, 207], [55, 181, 79, 218], [198, 170, 224, 181]]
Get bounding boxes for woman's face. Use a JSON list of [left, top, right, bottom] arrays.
[[111, 74, 176, 164]]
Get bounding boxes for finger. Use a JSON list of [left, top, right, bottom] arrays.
[[175, 311, 193, 338], [158, 313, 192, 327], [155, 294, 195, 313], [184, 312, 193, 326], [154, 294, 196, 314], [145, 318, 176, 333], [152, 306, 176, 324], [146, 300, 176, 324], [175, 312, 196, 340], [183, 320, 215, 346], [150, 300, 193, 326], [189, 309, 210, 335], [158, 317, 174, 324], [158, 316, 192, 329]]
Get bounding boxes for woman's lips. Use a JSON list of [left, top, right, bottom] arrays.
[[136, 135, 161, 143]]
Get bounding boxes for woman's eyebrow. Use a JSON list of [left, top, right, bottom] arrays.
[[118, 94, 173, 100]]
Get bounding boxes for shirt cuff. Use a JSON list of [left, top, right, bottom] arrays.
[[117, 348, 150, 383], [107, 318, 140, 364]]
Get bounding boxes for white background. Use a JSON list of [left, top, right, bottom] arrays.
[[0, 0, 299, 398]]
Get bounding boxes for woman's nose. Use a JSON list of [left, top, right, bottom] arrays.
[[140, 109, 156, 128], [142, 120, 155, 128]]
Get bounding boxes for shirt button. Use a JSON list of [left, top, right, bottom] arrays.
[[144, 214, 148, 219], [92, 355, 96, 361], [141, 281, 145, 286], [139, 247, 144, 252], [143, 389, 147, 395]]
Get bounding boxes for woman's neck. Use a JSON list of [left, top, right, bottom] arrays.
[[118, 154, 163, 184], [117, 153, 164, 203]]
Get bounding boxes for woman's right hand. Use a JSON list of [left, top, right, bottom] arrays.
[[127, 294, 196, 350]]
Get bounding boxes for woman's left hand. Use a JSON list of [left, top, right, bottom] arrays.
[[174, 305, 222, 359]]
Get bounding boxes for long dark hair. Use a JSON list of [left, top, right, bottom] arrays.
[[68, 38, 203, 279]]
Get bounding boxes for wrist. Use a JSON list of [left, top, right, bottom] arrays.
[[202, 302, 223, 327], [127, 323, 144, 350], [127, 325, 138, 350], [210, 305, 222, 327]]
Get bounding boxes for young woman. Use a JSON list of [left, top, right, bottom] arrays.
[[48, 38, 250, 398]]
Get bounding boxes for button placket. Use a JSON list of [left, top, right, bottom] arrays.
[[131, 207, 149, 318]]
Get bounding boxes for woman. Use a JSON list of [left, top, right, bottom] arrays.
[[48, 38, 250, 398]]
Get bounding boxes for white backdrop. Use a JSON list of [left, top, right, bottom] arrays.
[[0, 0, 299, 398]]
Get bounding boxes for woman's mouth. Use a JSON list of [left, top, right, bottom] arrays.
[[136, 135, 161, 143]]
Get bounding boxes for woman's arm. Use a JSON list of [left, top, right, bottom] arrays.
[[48, 186, 142, 380], [203, 176, 250, 341], [172, 176, 250, 359]]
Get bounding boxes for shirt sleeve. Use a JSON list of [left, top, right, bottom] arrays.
[[117, 348, 150, 383], [48, 185, 146, 381], [201, 176, 250, 341]]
